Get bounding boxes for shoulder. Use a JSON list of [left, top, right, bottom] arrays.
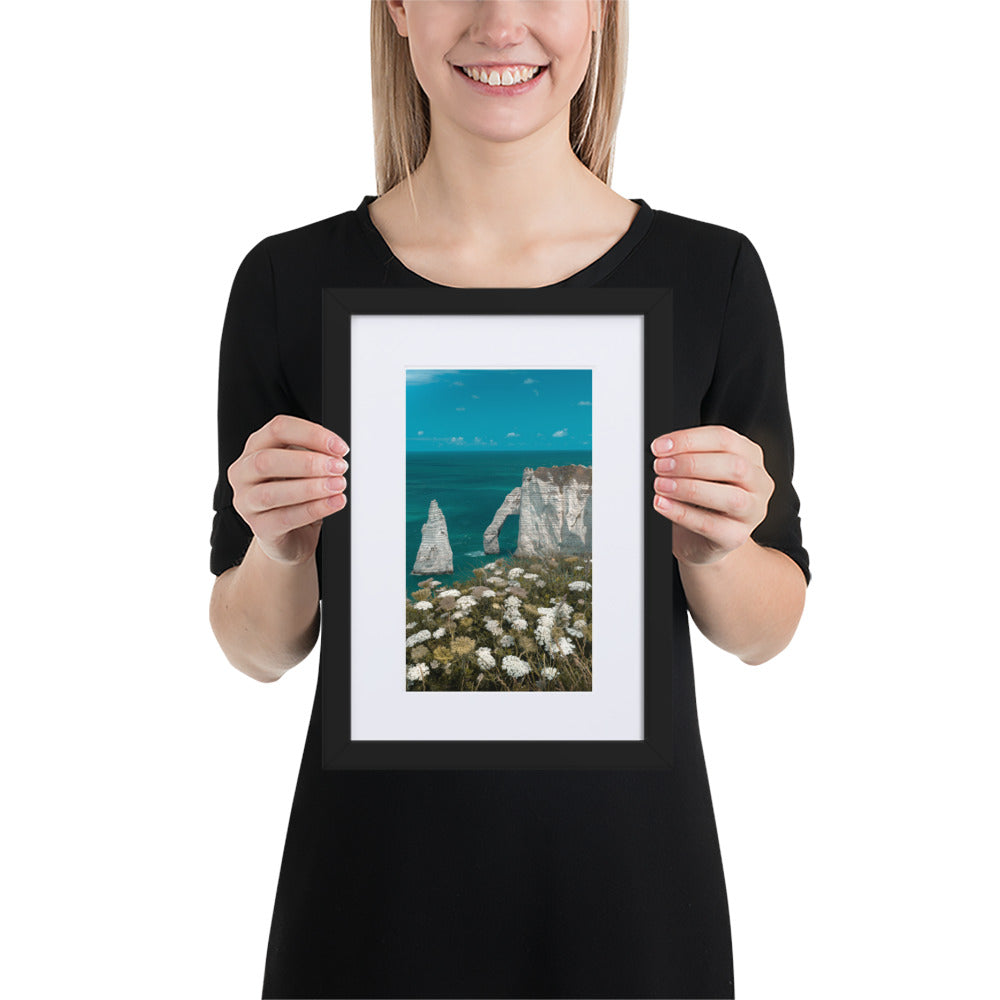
[[640, 203, 781, 310], [645, 203, 747, 269], [238, 201, 387, 301], [250, 204, 366, 268]]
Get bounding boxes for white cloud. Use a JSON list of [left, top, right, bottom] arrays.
[[552, 428, 568, 437], [523, 377, 537, 384], [578, 400, 592, 406], [506, 431, 519, 437], [417, 430, 424, 435], [405, 370, 460, 385], [456, 406, 465, 411]]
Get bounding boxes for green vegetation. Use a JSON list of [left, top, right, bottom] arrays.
[[403, 554, 593, 692]]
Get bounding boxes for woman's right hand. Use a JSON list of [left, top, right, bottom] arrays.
[[228, 414, 349, 567]]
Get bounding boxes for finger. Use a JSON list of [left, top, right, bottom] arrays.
[[247, 414, 349, 457], [244, 474, 347, 515], [650, 425, 760, 462], [652, 494, 745, 549], [246, 446, 349, 484], [258, 491, 348, 536], [652, 450, 754, 487], [653, 474, 755, 522]]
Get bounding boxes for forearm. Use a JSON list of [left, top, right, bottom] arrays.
[[677, 537, 806, 665], [209, 536, 320, 682]]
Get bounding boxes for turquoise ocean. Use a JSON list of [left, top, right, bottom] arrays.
[[405, 449, 592, 598]]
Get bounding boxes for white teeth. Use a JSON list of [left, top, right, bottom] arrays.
[[461, 65, 541, 86]]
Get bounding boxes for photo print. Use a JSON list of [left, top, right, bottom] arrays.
[[405, 368, 594, 693]]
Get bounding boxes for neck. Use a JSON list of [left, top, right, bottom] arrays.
[[402, 109, 603, 241]]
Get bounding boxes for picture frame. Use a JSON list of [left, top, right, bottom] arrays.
[[320, 287, 672, 770]]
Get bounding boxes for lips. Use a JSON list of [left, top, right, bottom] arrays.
[[453, 63, 549, 94]]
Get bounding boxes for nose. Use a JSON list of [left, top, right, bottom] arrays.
[[468, 0, 530, 52]]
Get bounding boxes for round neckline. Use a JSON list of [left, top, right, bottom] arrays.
[[355, 193, 653, 289]]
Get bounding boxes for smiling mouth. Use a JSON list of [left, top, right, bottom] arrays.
[[455, 64, 549, 86]]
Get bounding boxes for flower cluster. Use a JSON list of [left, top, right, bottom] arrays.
[[407, 663, 430, 682], [502, 655, 530, 679], [535, 601, 575, 658], [404, 553, 591, 691], [406, 628, 432, 648]]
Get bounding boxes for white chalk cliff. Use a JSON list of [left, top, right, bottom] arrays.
[[483, 487, 521, 555], [483, 465, 592, 557], [412, 499, 453, 574]]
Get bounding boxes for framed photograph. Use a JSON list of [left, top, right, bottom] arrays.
[[320, 287, 672, 770]]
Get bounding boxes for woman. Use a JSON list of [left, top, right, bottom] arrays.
[[209, 2, 810, 997]]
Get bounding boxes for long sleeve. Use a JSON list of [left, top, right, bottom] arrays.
[[699, 233, 811, 585], [209, 237, 296, 577]]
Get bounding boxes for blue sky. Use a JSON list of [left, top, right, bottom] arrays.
[[406, 368, 592, 451]]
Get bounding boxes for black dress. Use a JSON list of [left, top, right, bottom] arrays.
[[210, 195, 811, 1000]]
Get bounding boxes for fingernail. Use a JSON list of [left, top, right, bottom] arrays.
[[662, 437, 673, 451]]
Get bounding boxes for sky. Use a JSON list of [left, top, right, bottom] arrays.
[[406, 368, 592, 452]]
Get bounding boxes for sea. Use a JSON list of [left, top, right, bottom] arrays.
[[405, 449, 592, 598]]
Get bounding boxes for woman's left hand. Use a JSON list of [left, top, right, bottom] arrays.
[[650, 425, 775, 567]]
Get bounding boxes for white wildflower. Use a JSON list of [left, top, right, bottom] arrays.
[[438, 588, 462, 598], [507, 567, 525, 578], [565, 627, 584, 639], [484, 618, 503, 636], [455, 595, 478, 611], [568, 580, 592, 592], [432, 627, 447, 639], [406, 621, 416, 630], [412, 600, 434, 611], [475, 648, 496, 669], [502, 595, 523, 624], [406, 629, 432, 648], [502, 655, 531, 679], [500, 635, 515, 648], [540, 666, 560, 681], [535, 626, 555, 655], [407, 663, 430, 682], [487, 576, 506, 586], [511, 618, 528, 631], [556, 636, 574, 657], [552, 602, 572, 624], [523, 573, 540, 581]]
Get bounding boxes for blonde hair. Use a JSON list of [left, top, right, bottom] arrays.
[[369, 0, 628, 198]]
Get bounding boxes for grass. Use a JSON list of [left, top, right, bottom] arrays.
[[404, 553, 593, 692]]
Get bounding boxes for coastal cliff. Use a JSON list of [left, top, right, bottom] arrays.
[[483, 465, 592, 557], [412, 498, 453, 574]]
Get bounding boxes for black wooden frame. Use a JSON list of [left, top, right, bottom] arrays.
[[321, 287, 672, 770]]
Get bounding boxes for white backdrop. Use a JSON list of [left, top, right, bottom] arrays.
[[3, 2, 996, 998]]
